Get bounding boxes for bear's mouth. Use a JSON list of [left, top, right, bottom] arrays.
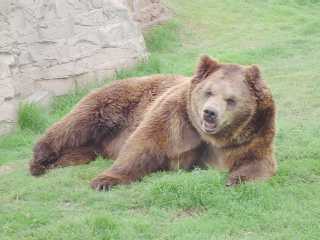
[[202, 120, 218, 134]]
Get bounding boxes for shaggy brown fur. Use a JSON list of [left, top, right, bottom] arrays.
[[30, 56, 277, 190]]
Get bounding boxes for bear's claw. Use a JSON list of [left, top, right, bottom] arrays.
[[90, 175, 123, 191], [225, 175, 244, 187]]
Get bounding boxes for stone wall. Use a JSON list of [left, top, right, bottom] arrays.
[[0, 0, 168, 135], [127, 0, 171, 29]]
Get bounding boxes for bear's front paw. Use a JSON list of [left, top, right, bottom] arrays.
[[226, 175, 246, 187], [90, 175, 123, 191]]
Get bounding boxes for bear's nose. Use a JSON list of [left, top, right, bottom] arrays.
[[203, 108, 217, 122]]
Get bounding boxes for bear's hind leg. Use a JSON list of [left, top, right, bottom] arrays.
[[30, 86, 130, 176], [30, 146, 97, 175]]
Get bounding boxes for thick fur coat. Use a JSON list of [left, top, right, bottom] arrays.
[[30, 56, 277, 190]]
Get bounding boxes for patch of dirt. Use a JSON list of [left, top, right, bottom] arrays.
[[0, 165, 15, 176], [171, 207, 207, 220], [127, 207, 150, 216]]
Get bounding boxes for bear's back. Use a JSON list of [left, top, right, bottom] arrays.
[[98, 74, 190, 159]]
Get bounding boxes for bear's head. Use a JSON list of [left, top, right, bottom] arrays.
[[188, 55, 273, 145]]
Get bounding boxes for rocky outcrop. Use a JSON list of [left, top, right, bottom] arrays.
[[0, 0, 168, 135], [127, 0, 171, 29]]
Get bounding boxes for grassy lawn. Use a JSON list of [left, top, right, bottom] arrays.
[[1, 0, 320, 239]]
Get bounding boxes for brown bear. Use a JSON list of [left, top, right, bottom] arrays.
[[29, 56, 277, 190]]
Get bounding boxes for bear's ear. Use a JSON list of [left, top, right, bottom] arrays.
[[193, 55, 220, 83], [246, 65, 261, 83], [245, 65, 266, 101]]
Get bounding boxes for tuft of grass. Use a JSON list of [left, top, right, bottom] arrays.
[[144, 21, 181, 52], [17, 103, 48, 133], [90, 214, 120, 239], [116, 55, 162, 79], [50, 89, 89, 120]]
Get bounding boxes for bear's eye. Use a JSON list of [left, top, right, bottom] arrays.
[[205, 91, 214, 97], [226, 98, 236, 107]]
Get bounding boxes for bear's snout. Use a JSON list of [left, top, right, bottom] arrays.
[[202, 107, 220, 134], [203, 108, 218, 123]]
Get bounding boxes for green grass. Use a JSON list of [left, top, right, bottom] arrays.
[[1, 0, 320, 239], [17, 103, 49, 133]]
